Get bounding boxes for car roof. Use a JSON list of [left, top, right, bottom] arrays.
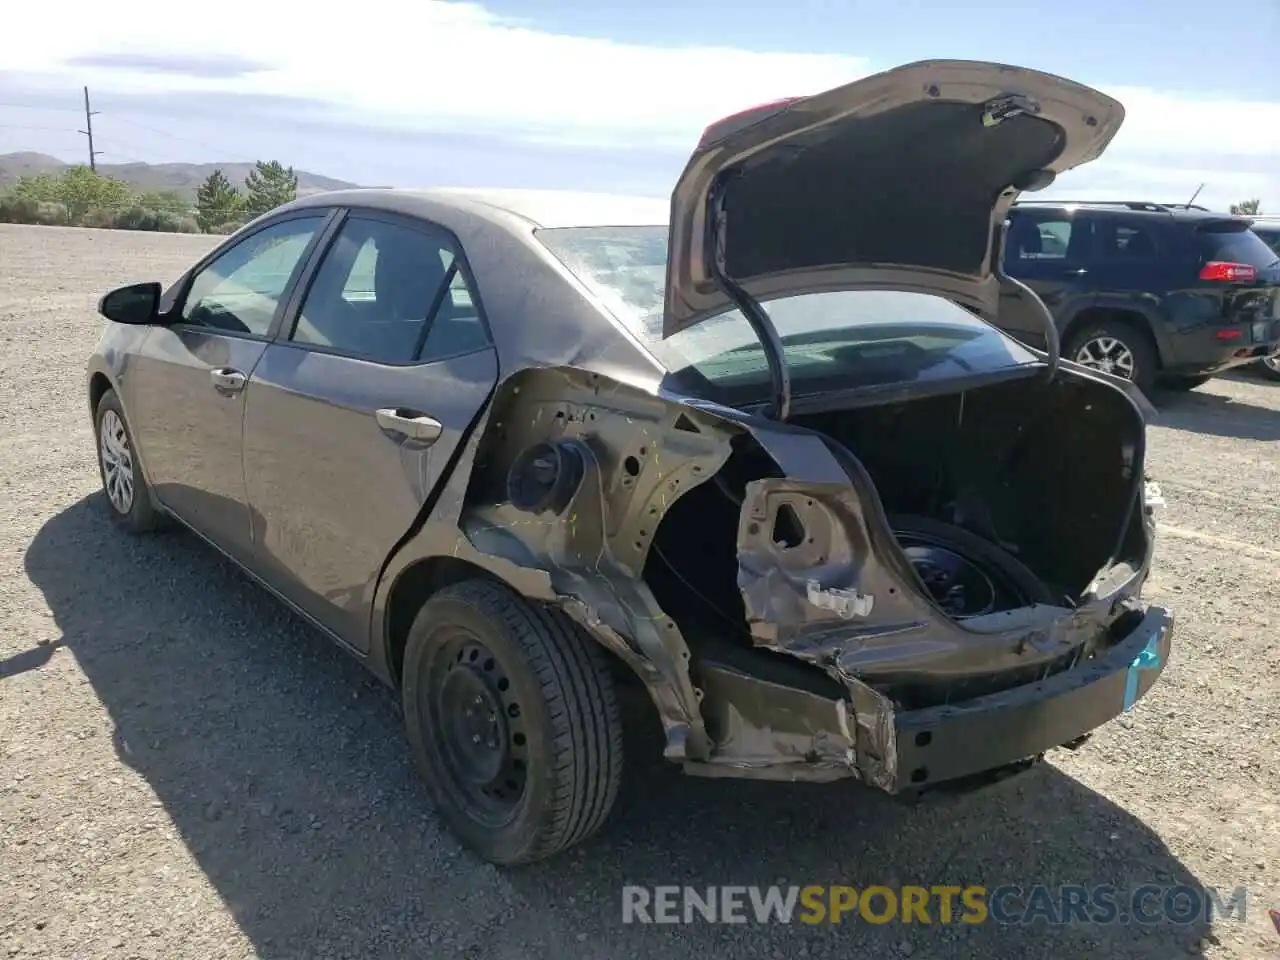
[[1011, 200, 1254, 226], [288, 186, 669, 229]]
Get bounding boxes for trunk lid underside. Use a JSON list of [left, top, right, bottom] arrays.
[[662, 59, 1126, 337]]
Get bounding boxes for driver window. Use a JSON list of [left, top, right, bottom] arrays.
[[180, 216, 325, 336]]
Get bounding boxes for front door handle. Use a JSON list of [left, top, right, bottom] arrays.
[[210, 367, 247, 395], [376, 408, 443, 444]]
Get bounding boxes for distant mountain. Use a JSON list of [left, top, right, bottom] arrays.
[[0, 152, 360, 199]]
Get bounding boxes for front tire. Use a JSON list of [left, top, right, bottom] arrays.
[[402, 578, 624, 865], [1257, 355, 1280, 382], [94, 388, 163, 534], [1064, 318, 1158, 396]]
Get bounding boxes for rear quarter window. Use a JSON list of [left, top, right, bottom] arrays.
[[1195, 223, 1279, 268]]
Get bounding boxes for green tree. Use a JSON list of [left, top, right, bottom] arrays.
[[195, 170, 244, 232], [9, 173, 61, 205], [56, 166, 131, 224], [1229, 198, 1261, 215], [136, 190, 191, 217], [243, 160, 298, 218]]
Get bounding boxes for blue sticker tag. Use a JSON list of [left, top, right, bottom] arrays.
[[1123, 632, 1164, 712]]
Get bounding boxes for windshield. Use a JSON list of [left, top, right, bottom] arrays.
[[535, 225, 1041, 404]]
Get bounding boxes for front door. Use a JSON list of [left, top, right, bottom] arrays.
[[996, 210, 1096, 350], [242, 210, 498, 649], [127, 213, 331, 563]]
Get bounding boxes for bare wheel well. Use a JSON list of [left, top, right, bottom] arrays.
[[1062, 308, 1163, 369], [384, 555, 639, 693], [88, 373, 113, 416], [385, 557, 497, 686]]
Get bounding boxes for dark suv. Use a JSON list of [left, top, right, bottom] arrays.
[[1248, 215, 1280, 381], [996, 200, 1280, 394]]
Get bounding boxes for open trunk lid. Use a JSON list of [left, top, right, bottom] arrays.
[[661, 60, 1126, 339]]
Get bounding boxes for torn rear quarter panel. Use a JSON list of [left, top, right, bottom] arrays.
[[459, 366, 741, 762], [432, 365, 1154, 791]]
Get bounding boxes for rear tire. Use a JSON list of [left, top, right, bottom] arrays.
[[402, 578, 624, 865], [94, 388, 164, 534], [1063, 318, 1158, 396]]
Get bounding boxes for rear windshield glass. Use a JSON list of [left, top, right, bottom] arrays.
[[1196, 223, 1280, 268], [1250, 225, 1280, 255], [535, 225, 1040, 404]]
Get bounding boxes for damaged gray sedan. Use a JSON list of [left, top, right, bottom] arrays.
[[85, 59, 1174, 866]]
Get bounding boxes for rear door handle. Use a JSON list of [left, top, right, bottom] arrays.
[[210, 367, 247, 395], [376, 408, 443, 444]]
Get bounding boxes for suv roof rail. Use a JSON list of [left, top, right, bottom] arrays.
[[1011, 200, 1177, 213], [1158, 203, 1211, 211]]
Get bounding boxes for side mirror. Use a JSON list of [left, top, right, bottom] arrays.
[[98, 282, 162, 325]]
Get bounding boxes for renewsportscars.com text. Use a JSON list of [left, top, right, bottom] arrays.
[[621, 884, 1250, 926]]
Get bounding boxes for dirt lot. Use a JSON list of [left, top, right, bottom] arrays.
[[1, 222, 1278, 960]]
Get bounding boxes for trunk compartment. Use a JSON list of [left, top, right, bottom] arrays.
[[645, 369, 1149, 706]]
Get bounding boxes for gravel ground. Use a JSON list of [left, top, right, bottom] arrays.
[[1, 222, 1278, 960]]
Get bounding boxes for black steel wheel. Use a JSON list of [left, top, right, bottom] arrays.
[[402, 578, 624, 865], [890, 514, 1055, 617], [428, 631, 529, 826]]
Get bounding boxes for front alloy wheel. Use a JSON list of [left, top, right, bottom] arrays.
[[1259, 353, 1280, 382], [94, 388, 163, 534], [99, 408, 135, 516]]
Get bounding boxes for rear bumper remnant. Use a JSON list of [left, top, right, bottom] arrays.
[[684, 604, 1174, 790]]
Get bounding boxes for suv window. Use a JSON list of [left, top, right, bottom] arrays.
[[1005, 215, 1078, 262], [181, 216, 325, 335], [1094, 220, 1161, 261], [290, 216, 490, 363], [1195, 222, 1280, 268]]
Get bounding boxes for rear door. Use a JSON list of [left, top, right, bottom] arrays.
[[241, 208, 498, 650], [126, 212, 332, 563], [996, 209, 1097, 349]]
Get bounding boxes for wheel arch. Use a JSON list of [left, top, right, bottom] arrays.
[[1061, 303, 1168, 369], [88, 371, 115, 417], [381, 554, 639, 695]]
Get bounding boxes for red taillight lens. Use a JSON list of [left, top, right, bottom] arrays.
[[1199, 261, 1258, 282]]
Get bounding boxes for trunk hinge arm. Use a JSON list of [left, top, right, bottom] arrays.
[[994, 218, 1061, 382], [708, 176, 792, 420]]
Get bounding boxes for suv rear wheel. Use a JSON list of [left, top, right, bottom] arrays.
[[1064, 317, 1158, 395], [401, 578, 624, 865]]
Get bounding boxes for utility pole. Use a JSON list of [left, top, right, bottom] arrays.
[[78, 86, 102, 172]]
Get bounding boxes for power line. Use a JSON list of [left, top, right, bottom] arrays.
[[105, 113, 244, 160], [0, 101, 83, 113], [1, 95, 246, 159]]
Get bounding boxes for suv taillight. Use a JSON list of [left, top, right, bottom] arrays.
[[1199, 261, 1258, 282]]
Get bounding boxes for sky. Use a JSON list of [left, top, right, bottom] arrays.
[[1, 0, 1277, 211]]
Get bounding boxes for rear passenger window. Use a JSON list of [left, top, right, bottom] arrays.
[[1007, 216, 1074, 261], [1096, 222, 1160, 261], [290, 215, 490, 364]]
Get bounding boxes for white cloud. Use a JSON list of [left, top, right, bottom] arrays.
[[5, 0, 1277, 207], [5, 0, 870, 150]]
